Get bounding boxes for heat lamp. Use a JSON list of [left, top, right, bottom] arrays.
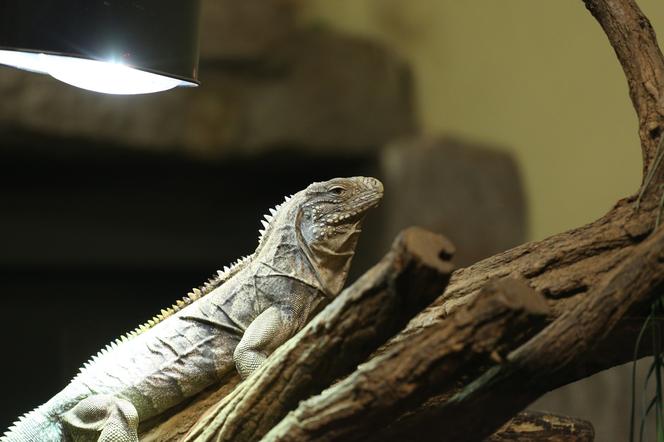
[[0, 0, 201, 95]]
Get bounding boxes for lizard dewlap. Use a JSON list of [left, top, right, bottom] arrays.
[[2, 177, 383, 442]]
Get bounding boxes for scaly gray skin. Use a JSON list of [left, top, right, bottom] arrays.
[[2, 176, 383, 442]]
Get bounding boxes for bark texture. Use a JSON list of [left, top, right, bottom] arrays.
[[262, 278, 550, 442], [374, 225, 664, 442], [487, 410, 595, 442], [584, 0, 664, 172], [143, 0, 664, 440]]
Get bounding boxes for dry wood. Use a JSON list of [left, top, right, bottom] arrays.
[[487, 410, 595, 442], [140, 376, 241, 442], [261, 278, 550, 442], [377, 225, 664, 442]]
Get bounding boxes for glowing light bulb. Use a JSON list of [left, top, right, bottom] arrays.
[[0, 50, 196, 95]]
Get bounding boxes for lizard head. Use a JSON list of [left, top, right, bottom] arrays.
[[298, 176, 384, 296]]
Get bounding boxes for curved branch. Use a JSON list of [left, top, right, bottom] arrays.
[[584, 0, 664, 178], [381, 197, 653, 368], [378, 225, 664, 442], [411, 0, 664, 323]]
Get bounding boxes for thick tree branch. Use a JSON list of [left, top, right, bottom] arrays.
[[584, 0, 664, 175], [377, 225, 664, 442], [261, 278, 550, 442], [380, 196, 654, 376], [487, 410, 595, 441]]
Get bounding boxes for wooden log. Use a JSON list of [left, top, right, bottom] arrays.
[[261, 277, 550, 442], [183, 226, 454, 441], [487, 410, 595, 441], [378, 225, 664, 442]]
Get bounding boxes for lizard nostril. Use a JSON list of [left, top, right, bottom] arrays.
[[365, 177, 384, 193], [368, 178, 383, 192]]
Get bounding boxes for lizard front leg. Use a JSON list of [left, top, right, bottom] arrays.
[[233, 306, 297, 379]]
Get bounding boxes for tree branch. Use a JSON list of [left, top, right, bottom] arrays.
[[380, 195, 655, 378], [376, 225, 664, 442], [261, 278, 550, 442], [487, 410, 595, 441], [583, 0, 664, 176]]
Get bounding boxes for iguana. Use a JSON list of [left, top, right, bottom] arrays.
[[2, 176, 383, 442]]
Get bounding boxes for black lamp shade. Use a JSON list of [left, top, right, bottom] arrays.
[[0, 0, 201, 93]]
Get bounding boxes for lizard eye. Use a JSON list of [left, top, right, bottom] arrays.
[[329, 186, 345, 195]]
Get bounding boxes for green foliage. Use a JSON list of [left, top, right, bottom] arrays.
[[630, 297, 664, 442], [632, 132, 664, 441]]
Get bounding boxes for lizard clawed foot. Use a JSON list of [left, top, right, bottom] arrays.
[[62, 395, 139, 442]]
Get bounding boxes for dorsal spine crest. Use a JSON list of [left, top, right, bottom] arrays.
[[74, 194, 294, 379]]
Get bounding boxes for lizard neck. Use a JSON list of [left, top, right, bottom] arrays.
[[252, 193, 361, 298], [296, 211, 360, 297], [291, 201, 360, 297], [255, 201, 328, 294]]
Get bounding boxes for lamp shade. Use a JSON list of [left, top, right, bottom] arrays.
[[0, 0, 201, 94]]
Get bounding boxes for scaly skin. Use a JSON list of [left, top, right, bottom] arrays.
[[2, 177, 383, 442]]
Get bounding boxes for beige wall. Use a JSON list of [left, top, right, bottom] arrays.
[[299, 0, 663, 240]]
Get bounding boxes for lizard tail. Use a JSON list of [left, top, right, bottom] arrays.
[[1, 407, 64, 442]]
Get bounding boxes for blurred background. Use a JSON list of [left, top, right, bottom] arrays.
[[0, 0, 660, 440]]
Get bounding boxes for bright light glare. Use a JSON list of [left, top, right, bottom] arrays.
[[0, 50, 195, 95], [44, 55, 189, 95], [0, 50, 48, 74]]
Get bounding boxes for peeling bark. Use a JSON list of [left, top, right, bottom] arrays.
[[487, 410, 595, 441], [262, 278, 550, 442], [376, 226, 664, 442]]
